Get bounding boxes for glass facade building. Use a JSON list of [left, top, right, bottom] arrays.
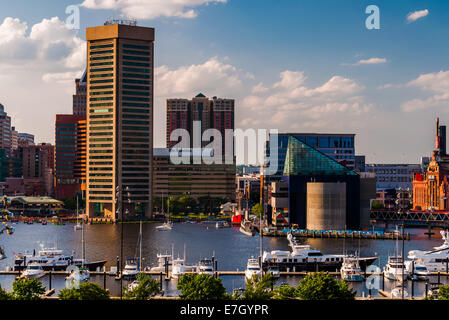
[[282, 136, 361, 229]]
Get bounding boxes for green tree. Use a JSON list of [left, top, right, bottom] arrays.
[[252, 203, 264, 218], [11, 278, 45, 300], [242, 274, 274, 300], [371, 201, 385, 210], [438, 284, 449, 300], [272, 283, 297, 300], [59, 282, 110, 300], [0, 284, 10, 300], [124, 274, 162, 300], [295, 272, 356, 300], [177, 273, 227, 300]]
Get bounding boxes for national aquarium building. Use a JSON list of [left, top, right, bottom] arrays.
[[280, 136, 374, 230]]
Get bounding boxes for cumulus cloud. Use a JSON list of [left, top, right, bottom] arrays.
[[401, 70, 449, 112], [0, 17, 85, 68], [81, 0, 227, 19], [239, 70, 369, 131], [0, 16, 86, 144], [155, 57, 243, 97], [354, 57, 387, 65], [407, 9, 429, 23]]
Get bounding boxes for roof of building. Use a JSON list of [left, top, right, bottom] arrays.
[[283, 136, 357, 176], [195, 93, 206, 98], [10, 197, 63, 205]]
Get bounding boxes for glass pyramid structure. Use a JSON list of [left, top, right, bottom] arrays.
[[283, 136, 357, 176]]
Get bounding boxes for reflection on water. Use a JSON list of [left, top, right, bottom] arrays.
[[0, 222, 447, 297]]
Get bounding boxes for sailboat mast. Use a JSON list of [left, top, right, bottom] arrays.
[[82, 203, 85, 268], [139, 220, 142, 273]]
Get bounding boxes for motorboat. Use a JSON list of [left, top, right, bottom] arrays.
[[122, 258, 139, 278], [197, 259, 214, 275], [149, 253, 173, 272], [171, 258, 186, 279], [245, 257, 262, 280], [261, 233, 377, 272], [215, 221, 230, 229], [340, 255, 364, 282], [0, 247, 6, 260], [13, 247, 106, 271], [156, 221, 173, 231], [408, 230, 449, 272], [383, 256, 409, 282], [391, 285, 409, 298], [404, 260, 431, 280], [66, 267, 90, 283], [22, 263, 45, 279], [239, 220, 255, 237]]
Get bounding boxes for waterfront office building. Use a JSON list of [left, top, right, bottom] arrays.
[[365, 163, 421, 191], [73, 71, 87, 116], [282, 136, 374, 230], [153, 148, 235, 201], [264, 133, 356, 182], [55, 114, 86, 199], [85, 22, 154, 221], [166, 94, 234, 155], [0, 104, 12, 156]]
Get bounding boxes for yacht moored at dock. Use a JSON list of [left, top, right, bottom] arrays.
[[383, 256, 409, 282], [262, 233, 377, 272], [245, 257, 262, 280], [13, 248, 106, 272], [407, 230, 449, 272], [340, 255, 364, 282]]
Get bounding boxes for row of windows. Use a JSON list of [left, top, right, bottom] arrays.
[[123, 55, 150, 62], [123, 49, 150, 56], [91, 73, 113, 79], [90, 67, 113, 73], [123, 44, 150, 50], [90, 50, 114, 55], [91, 44, 114, 50], [90, 55, 113, 61], [123, 67, 150, 73]]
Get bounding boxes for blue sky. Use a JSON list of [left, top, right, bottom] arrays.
[[0, 0, 448, 164]]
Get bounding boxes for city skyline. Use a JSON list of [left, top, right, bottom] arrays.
[[1, 1, 449, 164]]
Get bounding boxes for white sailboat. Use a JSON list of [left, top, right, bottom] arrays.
[[74, 196, 82, 231], [156, 196, 173, 231], [67, 214, 90, 283], [128, 220, 143, 291], [245, 214, 264, 281]]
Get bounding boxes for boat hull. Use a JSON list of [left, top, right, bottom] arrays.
[[263, 257, 377, 272]]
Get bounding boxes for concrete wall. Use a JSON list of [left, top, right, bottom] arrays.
[[306, 182, 346, 230], [359, 175, 377, 229]]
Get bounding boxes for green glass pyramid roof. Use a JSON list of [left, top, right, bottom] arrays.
[[283, 136, 357, 176]]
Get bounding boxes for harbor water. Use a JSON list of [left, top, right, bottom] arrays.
[[0, 221, 447, 298]]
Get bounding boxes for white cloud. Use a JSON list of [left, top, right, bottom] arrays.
[[401, 70, 449, 112], [81, 0, 227, 19], [0, 17, 86, 144], [155, 57, 243, 97], [354, 57, 387, 65], [407, 9, 429, 23], [239, 71, 369, 131]]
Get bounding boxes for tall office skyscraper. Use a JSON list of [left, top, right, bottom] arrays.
[[167, 94, 234, 156], [55, 114, 86, 199], [73, 71, 87, 115], [86, 21, 154, 221], [0, 104, 12, 156]]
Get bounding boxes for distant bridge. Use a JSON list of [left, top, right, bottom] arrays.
[[370, 209, 449, 227]]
